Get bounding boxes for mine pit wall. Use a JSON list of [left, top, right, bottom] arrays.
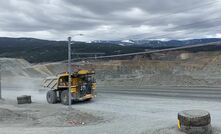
[[0, 58, 51, 89], [92, 51, 221, 88], [1, 51, 221, 89]]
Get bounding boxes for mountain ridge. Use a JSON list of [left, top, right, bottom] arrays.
[[1, 37, 221, 63], [91, 38, 221, 48]]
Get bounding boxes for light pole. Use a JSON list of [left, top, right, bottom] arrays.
[[0, 64, 2, 99], [68, 37, 72, 106], [67, 34, 84, 106]]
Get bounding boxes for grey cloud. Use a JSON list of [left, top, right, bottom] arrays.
[[63, 0, 203, 15], [0, 0, 220, 40]]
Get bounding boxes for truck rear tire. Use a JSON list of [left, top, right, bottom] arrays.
[[46, 90, 57, 104], [61, 90, 70, 105]]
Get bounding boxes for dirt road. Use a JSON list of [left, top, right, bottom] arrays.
[[1, 87, 221, 134], [98, 87, 221, 101]]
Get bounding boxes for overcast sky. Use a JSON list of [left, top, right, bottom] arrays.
[[0, 0, 221, 41]]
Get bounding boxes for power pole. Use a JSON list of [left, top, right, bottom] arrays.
[[0, 64, 2, 99], [68, 37, 72, 106]]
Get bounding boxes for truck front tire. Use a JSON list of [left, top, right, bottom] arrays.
[[46, 90, 57, 104], [61, 90, 70, 105]]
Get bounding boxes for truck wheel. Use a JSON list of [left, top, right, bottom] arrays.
[[17, 95, 32, 104], [61, 90, 70, 105], [178, 110, 212, 134], [46, 90, 57, 104]]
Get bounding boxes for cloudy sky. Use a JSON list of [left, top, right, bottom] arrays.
[[0, 0, 221, 41]]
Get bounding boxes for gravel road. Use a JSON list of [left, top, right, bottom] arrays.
[[0, 87, 221, 134]]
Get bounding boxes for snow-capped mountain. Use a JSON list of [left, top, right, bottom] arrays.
[[91, 38, 221, 48]]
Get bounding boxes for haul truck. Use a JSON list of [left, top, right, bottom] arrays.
[[42, 70, 96, 105]]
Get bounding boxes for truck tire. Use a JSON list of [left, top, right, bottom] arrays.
[[61, 90, 70, 105], [46, 90, 57, 104], [178, 110, 212, 134], [17, 95, 32, 104]]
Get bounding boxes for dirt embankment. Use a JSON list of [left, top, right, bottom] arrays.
[[2, 51, 221, 88], [94, 51, 221, 88]]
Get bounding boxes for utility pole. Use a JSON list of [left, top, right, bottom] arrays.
[[68, 37, 72, 106], [0, 64, 2, 99], [67, 34, 84, 106]]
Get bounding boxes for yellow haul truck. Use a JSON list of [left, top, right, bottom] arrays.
[[42, 70, 96, 105]]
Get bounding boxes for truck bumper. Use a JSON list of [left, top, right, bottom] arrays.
[[78, 94, 95, 101]]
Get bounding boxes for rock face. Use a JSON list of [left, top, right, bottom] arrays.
[[178, 110, 212, 134], [0, 58, 31, 77], [95, 51, 221, 88], [2, 50, 221, 88], [0, 58, 46, 77]]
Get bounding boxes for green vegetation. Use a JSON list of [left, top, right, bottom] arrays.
[[0, 37, 145, 63], [1, 37, 220, 63]]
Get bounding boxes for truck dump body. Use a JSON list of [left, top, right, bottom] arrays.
[[42, 76, 58, 90]]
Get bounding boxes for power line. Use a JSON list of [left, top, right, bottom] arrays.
[[143, 0, 219, 24], [4, 1, 220, 65], [66, 41, 221, 62], [131, 16, 221, 40], [9, 1, 220, 53], [51, 1, 221, 64], [59, 16, 221, 62], [124, 0, 221, 40], [141, 18, 221, 40]]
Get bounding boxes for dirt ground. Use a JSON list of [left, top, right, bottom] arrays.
[[0, 98, 104, 128], [1, 88, 221, 134]]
